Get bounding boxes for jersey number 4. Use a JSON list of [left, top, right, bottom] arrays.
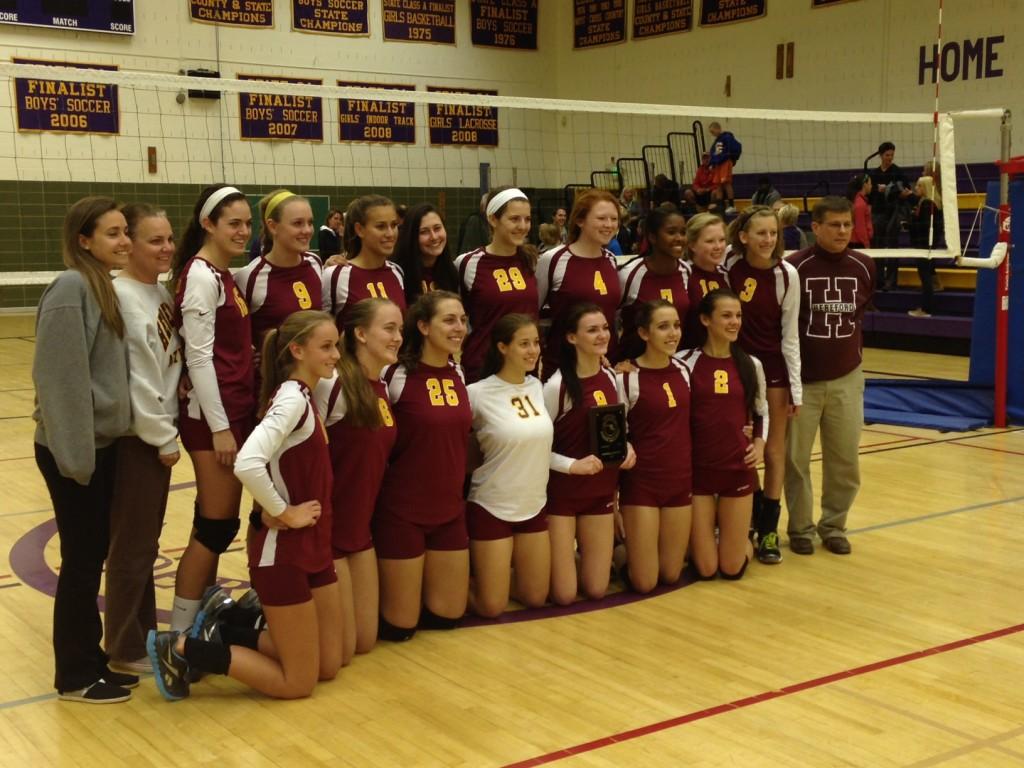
[[426, 377, 460, 407]]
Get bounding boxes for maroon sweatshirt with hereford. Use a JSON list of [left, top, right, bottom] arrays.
[[786, 245, 876, 382]]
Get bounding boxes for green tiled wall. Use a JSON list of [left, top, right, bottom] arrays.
[[0, 181, 566, 309]]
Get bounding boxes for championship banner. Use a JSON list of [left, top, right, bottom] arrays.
[[427, 87, 497, 147], [573, 0, 625, 49], [382, 0, 455, 44], [699, 0, 765, 26], [338, 81, 415, 144], [470, 0, 537, 50], [0, 0, 134, 34], [812, 0, 857, 5], [190, 0, 273, 28], [14, 59, 119, 134], [292, 0, 368, 35], [633, 0, 693, 40], [238, 75, 323, 141]]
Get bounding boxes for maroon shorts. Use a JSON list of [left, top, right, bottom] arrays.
[[545, 494, 615, 517], [331, 510, 374, 559], [692, 467, 758, 498], [179, 414, 254, 453], [619, 473, 692, 509], [466, 502, 547, 541], [248, 562, 337, 607], [756, 351, 790, 390], [372, 506, 468, 559]]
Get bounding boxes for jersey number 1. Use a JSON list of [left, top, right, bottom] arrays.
[[367, 281, 388, 299]]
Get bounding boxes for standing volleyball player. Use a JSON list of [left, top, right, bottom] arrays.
[[34, 197, 134, 703], [543, 303, 636, 605], [537, 189, 623, 377], [725, 207, 801, 564], [618, 301, 692, 594], [395, 203, 459, 305], [374, 292, 472, 639], [316, 297, 402, 661], [454, 187, 538, 382], [618, 205, 690, 360], [105, 204, 182, 674], [323, 195, 406, 325], [170, 185, 255, 633], [150, 310, 343, 701], [467, 314, 552, 617], [679, 289, 767, 580], [682, 213, 729, 349]]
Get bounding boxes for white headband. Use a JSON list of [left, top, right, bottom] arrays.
[[199, 186, 244, 222], [486, 188, 528, 218]]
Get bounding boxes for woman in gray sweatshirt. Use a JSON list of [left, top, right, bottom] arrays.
[[33, 197, 134, 704]]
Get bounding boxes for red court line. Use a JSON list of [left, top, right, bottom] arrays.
[[862, 427, 923, 440], [502, 622, 1024, 767], [949, 441, 1024, 458], [860, 437, 920, 450]]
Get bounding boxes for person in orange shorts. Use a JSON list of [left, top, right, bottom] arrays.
[[708, 121, 742, 215]]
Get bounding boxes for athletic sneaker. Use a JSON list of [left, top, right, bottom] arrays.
[[228, 588, 266, 630], [147, 630, 190, 701], [58, 680, 131, 704], [110, 656, 152, 675], [724, 206, 738, 215], [907, 308, 931, 318], [756, 532, 783, 565], [101, 669, 140, 689], [191, 586, 235, 642]]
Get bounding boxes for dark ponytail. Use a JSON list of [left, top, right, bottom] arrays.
[[558, 302, 605, 406], [480, 313, 538, 379], [395, 203, 459, 304], [698, 288, 757, 413], [398, 290, 462, 374], [172, 184, 248, 286]]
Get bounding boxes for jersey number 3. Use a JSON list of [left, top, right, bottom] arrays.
[[426, 377, 460, 407]]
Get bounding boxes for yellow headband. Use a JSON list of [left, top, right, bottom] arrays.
[[264, 190, 295, 222]]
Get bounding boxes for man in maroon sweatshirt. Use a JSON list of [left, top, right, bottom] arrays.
[[784, 197, 876, 556]]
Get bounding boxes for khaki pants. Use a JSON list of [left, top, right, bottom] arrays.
[[784, 366, 864, 542]]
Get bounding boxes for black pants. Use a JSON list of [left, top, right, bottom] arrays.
[[916, 258, 935, 314], [872, 212, 902, 287], [35, 442, 118, 692]]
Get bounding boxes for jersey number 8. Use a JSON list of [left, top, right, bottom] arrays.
[[714, 369, 730, 394], [426, 377, 460, 407]]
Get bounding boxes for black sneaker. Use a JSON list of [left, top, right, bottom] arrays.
[[147, 630, 190, 701], [101, 669, 140, 689], [191, 586, 235, 643], [58, 680, 131, 704], [756, 532, 783, 564], [228, 588, 266, 630]]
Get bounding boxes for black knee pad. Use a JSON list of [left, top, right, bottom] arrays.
[[378, 616, 416, 642], [720, 558, 749, 581], [194, 516, 240, 554], [418, 606, 460, 631]]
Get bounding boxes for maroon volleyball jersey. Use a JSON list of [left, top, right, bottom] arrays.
[[323, 261, 406, 325], [175, 256, 255, 429], [316, 376, 397, 551], [787, 245, 876, 382], [542, 367, 622, 501], [537, 246, 622, 377], [618, 256, 691, 359], [725, 254, 802, 399], [235, 253, 323, 349], [242, 380, 333, 573], [420, 264, 436, 296], [619, 359, 692, 484], [682, 262, 728, 349], [454, 248, 539, 382], [678, 349, 768, 473], [376, 361, 472, 525]]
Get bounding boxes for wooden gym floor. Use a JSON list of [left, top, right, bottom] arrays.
[[0, 313, 1021, 767]]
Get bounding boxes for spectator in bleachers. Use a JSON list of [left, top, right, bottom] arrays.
[[621, 187, 644, 240], [708, 121, 742, 215], [318, 208, 343, 259], [553, 207, 569, 244], [778, 204, 808, 251], [908, 176, 944, 318], [652, 174, 682, 209], [537, 223, 561, 255], [614, 205, 635, 255], [751, 176, 782, 208], [845, 173, 874, 249], [682, 152, 715, 215], [867, 141, 912, 289], [458, 193, 492, 255]]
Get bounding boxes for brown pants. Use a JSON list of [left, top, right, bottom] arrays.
[[104, 436, 171, 661]]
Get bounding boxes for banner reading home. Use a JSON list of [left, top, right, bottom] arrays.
[[428, 87, 498, 147], [470, 0, 537, 50], [239, 75, 323, 141], [633, 0, 693, 40], [339, 82, 415, 143], [0, 0, 134, 34], [382, 0, 455, 44], [292, 0, 368, 35], [190, 0, 273, 27], [573, 0, 626, 49], [14, 59, 119, 134], [699, 0, 765, 26]]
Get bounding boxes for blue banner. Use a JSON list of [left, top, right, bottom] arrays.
[[382, 0, 455, 44], [339, 82, 415, 144], [190, 0, 273, 27], [573, 0, 625, 49], [14, 59, 119, 134], [633, 0, 692, 39], [699, 0, 765, 26], [0, 0, 134, 34], [470, 0, 537, 50], [292, 0, 368, 35], [238, 75, 323, 141], [428, 87, 498, 147]]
